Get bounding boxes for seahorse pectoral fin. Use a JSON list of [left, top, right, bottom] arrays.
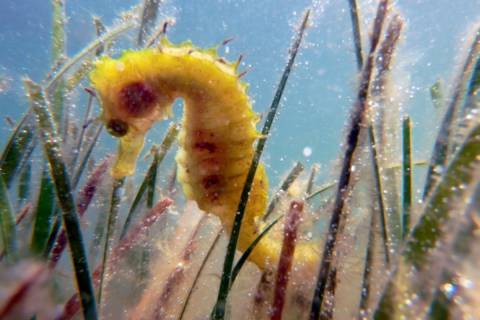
[[111, 132, 146, 178]]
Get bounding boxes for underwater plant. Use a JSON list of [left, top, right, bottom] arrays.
[[0, 0, 479, 319]]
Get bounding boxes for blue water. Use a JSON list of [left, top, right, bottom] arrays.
[[1, 0, 479, 186]]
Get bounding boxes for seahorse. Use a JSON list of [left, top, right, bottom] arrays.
[[90, 39, 318, 269]]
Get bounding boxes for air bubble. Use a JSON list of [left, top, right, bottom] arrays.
[[303, 146, 312, 157]]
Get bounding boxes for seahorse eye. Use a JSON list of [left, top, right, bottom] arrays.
[[119, 81, 156, 117], [106, 119, 129, 137]]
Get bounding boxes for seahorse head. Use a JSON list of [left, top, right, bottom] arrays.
[[90, 50, 174, 178]]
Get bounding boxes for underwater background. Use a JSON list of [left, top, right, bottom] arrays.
[[0, 0, 480, 319]]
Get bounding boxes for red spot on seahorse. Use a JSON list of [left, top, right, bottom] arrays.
[[119, 82, 156, 117], [194, 141, 217, 153], [202, 175, 221, 189]]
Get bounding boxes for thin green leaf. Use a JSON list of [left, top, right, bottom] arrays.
[[358, 206, 376, 316], [402, 116, 413, 239], [0, 114, 36, 188], [65, 61, 94, 92], [426, 183, 480, 319], [51, 0, 66, 62], [72, 123, 103, 188], [386, 159, 428, 170], [25, 79, 97, 320], [230, 214, 283, 286], [368, 126, 390, 264], [263, 161, 304, 221], [146, 165, 157, 207], [427, 290, 450, 320], [121, 153, 154, 229], [462, 33, 480, 116], [44, 55, 67, 84], [98, 177, 124, 311], [423, 27, 480, 198], [88, 193, 108, 264], [30, 165, 56, 255], [70, 90, 95, 171], [179, 231, 222, 320], [453, 46, 480, 152], [167, 163, 177, 195], [50, 0, 67, 127], [347, 0, 364, 70], [145, 19, 171, 48], [17, 158, 32, 207], [371, 15, 404, 249], [0, 177, 16, 262], [147, 124, 179, 207], [305, 164, 318, 195], [93, 16, 107, 56], [138, 0, 162, 46], [43, 212, 61, 258], [430, 80, 445, 110], [119, 123, 179, 239], [305, 182, 335, 201], [211, 10, 310, 319]]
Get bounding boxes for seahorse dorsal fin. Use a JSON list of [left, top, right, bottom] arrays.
[[221, 37, 234, 46], [178, 39, 194, 48], [204, 46, 219, 57], [159, 36, 174, 48], [234, 54, 243, 71]]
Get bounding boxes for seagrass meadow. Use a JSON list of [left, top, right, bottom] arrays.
[[0, 0, 479, 319]]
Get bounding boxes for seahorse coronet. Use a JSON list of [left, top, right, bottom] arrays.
[[90, 38, 318, 269]]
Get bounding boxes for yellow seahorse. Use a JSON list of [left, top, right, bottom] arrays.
[[90, 39, 318, 269]]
